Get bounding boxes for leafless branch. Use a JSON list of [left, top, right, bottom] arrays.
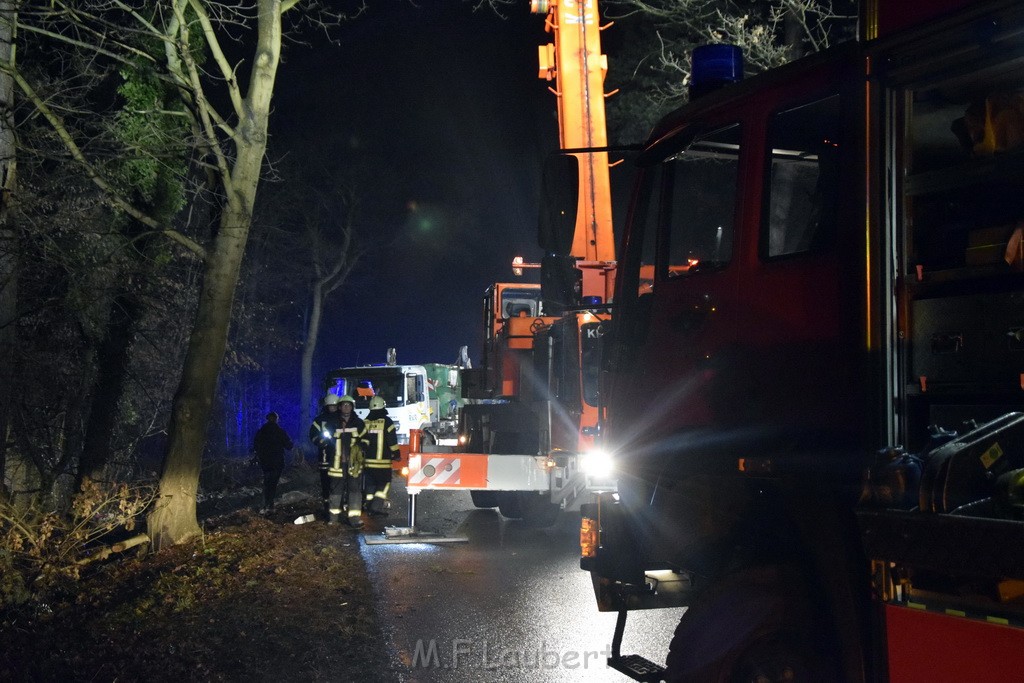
[[1, 61, 207, 257]]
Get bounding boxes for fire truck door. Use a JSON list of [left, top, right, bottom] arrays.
[[644, 123, 744, 428]]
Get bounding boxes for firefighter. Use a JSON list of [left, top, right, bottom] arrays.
[[362, 395, 401, 515], [309, 393, 342, 519], [331, 395, 366, 528]]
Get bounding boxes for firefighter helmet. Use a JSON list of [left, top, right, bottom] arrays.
[[323, 393, 341, 406], [338, 395, 355, 405], [369, 396, 386, 410]]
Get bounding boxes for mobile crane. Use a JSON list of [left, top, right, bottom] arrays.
[[404, 0, 619, 526], [578, 0, 1024, 680]]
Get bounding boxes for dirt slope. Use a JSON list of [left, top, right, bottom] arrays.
[[0, 502, 396, 682]]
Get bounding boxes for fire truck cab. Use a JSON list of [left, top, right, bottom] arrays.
[[583, 1, 1024, 680]]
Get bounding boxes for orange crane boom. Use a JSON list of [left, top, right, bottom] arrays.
[[531, 0, 616, 267]]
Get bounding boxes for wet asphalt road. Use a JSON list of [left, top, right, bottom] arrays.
[[359, 479, 685, 682]]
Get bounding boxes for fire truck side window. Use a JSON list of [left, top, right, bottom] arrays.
[[633, 165, 661, 290], [665, 124, 741, 273], [764, 94, 841, 257]]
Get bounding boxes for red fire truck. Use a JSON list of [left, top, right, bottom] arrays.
[[579, 0, 1024, 680]]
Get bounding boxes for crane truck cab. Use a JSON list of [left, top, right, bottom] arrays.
[[478, 282, 554, 400], [580, 1, 1024, 681]]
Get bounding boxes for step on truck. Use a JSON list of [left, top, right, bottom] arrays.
[[579, 0, 1024, 680]]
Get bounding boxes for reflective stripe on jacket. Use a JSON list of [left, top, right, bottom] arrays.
[[363, 409, 400, 467], [309, 411, 343, 466], [328, 418, 366, 477]]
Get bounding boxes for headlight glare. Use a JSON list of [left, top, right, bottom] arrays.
[[581, 448, 614, 479]]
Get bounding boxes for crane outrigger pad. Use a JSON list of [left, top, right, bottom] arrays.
[[362, 525, 468, 545]]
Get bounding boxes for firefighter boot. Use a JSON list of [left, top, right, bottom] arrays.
[[368, 503, 389, 517], [347, 511, 364, 529]]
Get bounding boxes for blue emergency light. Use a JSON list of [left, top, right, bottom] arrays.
[[690, 44, 743, 99]]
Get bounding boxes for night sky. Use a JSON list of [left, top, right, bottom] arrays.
[[273, 2, 561, 373]]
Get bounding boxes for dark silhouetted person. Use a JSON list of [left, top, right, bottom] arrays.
[[252, 411, 293, 513]]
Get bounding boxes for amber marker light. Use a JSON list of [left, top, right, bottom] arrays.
[[580, 517, 598, 558]]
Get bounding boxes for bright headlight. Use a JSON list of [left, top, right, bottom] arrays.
[[322, 430, 331, 439], [581, 449, 614, 479]]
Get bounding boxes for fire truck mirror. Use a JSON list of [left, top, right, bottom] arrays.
[[538, 153, 578, 255], [541, 254, 581, 317]]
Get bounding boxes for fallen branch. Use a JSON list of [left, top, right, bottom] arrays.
[[77, 533, 151, 566]]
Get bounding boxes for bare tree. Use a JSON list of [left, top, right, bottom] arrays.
[[147, 0, 286, 549], [296, 183, 362, 454], [247, 152, 364, 459], [1, 0, 361, 547]]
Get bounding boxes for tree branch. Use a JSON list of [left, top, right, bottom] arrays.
[[1, 61, 207, 258], [186, 0, 246, 121], [12, 22, 153, 66], [171, 0, 234, 196]]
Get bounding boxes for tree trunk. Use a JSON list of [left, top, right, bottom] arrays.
[[77, 285, 144, 488], [299, 279, 324, 460], [79, 168, 177, 488], [148, 201, 253, 548], [0, 0, 17, 502], [147, 0, 282, 549]]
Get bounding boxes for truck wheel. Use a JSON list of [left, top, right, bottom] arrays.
[[519, 492, 560, 528], [470, 491, 498, 508], [664, 565, 835, 683], [496, 492, 524, 519]]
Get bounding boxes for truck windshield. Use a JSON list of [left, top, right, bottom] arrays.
[[325, 369, 406, 409], [501, 288, 544, 318]]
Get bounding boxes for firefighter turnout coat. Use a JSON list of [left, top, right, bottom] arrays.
[[331, 413, 366, 479], [362, 407, 400, 513], [362, 408, 400, 467]]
